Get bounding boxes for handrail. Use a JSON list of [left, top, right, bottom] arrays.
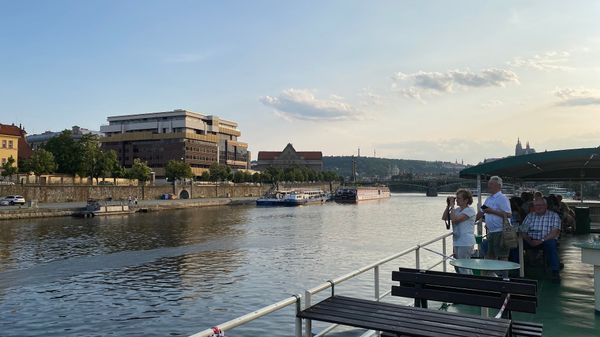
[[187, 231, 453, 337], [188, 295, 302, 337]]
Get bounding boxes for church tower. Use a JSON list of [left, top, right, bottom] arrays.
[[515, 138, 523, 156]]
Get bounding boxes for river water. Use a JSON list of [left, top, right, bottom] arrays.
[[0, 194, 453, 337]]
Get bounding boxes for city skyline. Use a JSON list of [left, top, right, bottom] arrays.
[[2, 1, 600, 164]]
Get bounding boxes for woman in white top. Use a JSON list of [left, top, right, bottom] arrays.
[[442, 189, 476, 274]]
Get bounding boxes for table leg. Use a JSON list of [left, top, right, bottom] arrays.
[[595, 265, 600, 313], [519, 233, 525, 277]]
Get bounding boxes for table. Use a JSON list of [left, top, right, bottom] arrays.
[[450, 258, 521, 317], [574, 241, 600, 313], [450, 258, 521, 273]]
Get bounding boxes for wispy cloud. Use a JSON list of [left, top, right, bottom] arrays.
[[554, 87, 600, 106], [392, 68, 519, 101], [509, 51, 572, 71], [259, 89, 362, 121]]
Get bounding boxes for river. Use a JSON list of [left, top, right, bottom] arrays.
[[0, 194, 453, 337]]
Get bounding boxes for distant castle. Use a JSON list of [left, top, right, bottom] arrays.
[[515, 138, 536, 156]]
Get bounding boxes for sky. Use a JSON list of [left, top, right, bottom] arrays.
[[1, 1, 600, 164]]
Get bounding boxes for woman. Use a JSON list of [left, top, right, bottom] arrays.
[[442, 189, 476, 274]]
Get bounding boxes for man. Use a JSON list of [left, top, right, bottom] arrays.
[[522, 197, 561, 281], [477, 176, 512, 261]]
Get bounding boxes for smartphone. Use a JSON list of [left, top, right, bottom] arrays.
[[481, 205, 489, 210]]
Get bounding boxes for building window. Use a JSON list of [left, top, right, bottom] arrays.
[[1, 140, 6, 148], [8, 140, 13, 149]]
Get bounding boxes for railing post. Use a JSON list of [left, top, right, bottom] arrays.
[[304, 291, 312, 337], [415, 246, 420, 270], [295, 295, 302, 337], [442, 237, 447, 272], [374, 265, 380, 301]]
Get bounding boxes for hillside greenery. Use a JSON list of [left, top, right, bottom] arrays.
[[323, 156, 466, 180]]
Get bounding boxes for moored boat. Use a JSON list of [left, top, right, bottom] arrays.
[[281, 190, 329, 206], [256, 189, 330, 206], [334, 186, 390, 203]]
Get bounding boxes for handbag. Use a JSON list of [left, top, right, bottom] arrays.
[[501, 215, 518, 249]]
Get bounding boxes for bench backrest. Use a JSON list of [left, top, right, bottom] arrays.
[[391, 268, 538, 314]]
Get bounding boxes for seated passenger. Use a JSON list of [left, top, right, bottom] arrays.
[[556, 194, 575, 232], [521, 197, 561, 282]]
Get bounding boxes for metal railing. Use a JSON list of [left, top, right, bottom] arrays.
[[188, 232, 453, 337]]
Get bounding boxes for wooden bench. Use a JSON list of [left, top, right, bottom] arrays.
[[390, 268, 543, 337], [297, 268, 543, 337], [298, 295, 512, 337]]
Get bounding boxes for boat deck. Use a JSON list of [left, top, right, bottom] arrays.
[[443, 234, 600, 337]]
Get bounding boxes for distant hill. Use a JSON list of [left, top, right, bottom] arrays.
[[323, 156, 467, 179]]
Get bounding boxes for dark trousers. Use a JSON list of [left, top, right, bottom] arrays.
[[523, 239, 560, 272]]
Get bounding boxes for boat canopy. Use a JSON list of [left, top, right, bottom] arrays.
[[460, 147, 600, 181]]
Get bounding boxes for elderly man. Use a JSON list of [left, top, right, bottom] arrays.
[[477, 176, 512, 261], [522, 197, 561, 281]]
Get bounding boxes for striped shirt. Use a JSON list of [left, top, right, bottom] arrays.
[[523, 210, 561, 240]]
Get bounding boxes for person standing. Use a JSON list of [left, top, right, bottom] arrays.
[[477, 176, 512, 261], [442, 189, 476, 274]]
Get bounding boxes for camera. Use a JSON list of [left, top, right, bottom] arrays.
[[446, 196, 455, 205]]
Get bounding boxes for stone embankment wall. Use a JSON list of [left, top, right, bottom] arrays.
[[0, 182, 338, 203]]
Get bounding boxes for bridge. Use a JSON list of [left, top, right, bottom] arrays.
[[385, 178, 521, 196]]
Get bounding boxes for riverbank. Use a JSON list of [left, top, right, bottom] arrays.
[[0, 197, 257, 220]]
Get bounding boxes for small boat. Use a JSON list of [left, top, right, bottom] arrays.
[[256, 190, 330, 206], [281, 190, 330, 206], [334, 186, 390, 203], [256, 190, 291, 206]]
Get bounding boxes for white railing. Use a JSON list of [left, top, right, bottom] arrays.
[[188, 232, 453, 337]]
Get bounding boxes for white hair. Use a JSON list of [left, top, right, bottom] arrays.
[[489, 176, 503, 188]]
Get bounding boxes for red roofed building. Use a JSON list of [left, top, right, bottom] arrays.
[[0, 123, 32, 164], [256, 143, 323, 172]]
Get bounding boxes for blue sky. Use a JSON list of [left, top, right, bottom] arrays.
[[2, 1, 600, 163]]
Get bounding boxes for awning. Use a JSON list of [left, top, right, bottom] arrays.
[[459, 147, 600, 181]]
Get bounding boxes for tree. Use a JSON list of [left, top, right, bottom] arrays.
[[125, 158, 152, 184], [26, 149, 57, 176], [209, 163, 232, 181], [165, 160, 193, 182], [1, 156, 18, 179], [44, 130, 81, 175], [78, 134, 117, 182], [200, 171, 211, 181]]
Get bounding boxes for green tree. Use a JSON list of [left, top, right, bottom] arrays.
[[26, 149, 57, 176], [209, 163, 232, 181], [1, 156, 18, 179], [44, 130, 81, 175], [200, 171, 211, 181], [125, 158, 152, 184], [165, 160, 193, 182], [78, 134, 117, 182]]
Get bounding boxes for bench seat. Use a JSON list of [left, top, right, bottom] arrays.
[[298, 295, 512, 337]]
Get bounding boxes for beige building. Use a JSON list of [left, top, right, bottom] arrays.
[[100, 109, 249, 177], [255, 143, 323, 172]]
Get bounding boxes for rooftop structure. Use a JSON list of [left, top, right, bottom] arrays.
[[100, 109, 249, 177], [255, 143, 323, 172], [27, 125, 102, 149]]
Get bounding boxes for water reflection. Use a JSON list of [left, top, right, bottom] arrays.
[[0, 206, 250, 272]]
